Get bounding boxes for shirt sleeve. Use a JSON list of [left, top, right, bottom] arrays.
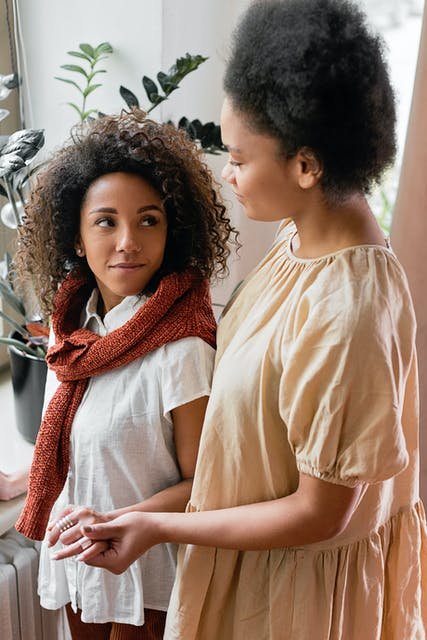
[[279, 250, 415, 487], [159, 336, 215, 417]]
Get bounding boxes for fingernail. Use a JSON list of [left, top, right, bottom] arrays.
[[77, 554, 85, 561]]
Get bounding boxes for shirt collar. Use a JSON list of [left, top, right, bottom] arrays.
[[81, 289, 148, 335]]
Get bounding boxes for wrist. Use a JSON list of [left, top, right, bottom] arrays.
[[147, 511, 182, 546], [106, 507, 126, 520]]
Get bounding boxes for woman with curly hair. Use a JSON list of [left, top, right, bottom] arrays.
[[14, 110, 235, 639], [54, 1, 427, 638]]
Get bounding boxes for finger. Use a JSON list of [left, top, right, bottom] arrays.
[[82, 546, 124, 574], [47, 509, 77, 547], [82, 522, 119, 540], [59, 523, 84, 546], [53, 536, 87, 561], [77, 540, 109, 563], [47, 505, 75, 532]]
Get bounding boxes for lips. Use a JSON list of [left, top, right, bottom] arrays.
[[109, 263, 146, 269], [233, 191, 244, 202]]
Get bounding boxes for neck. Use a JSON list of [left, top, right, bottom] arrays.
[[290, 192, 386, 259]]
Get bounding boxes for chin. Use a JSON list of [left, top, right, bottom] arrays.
[[245, 209, 285, 223]]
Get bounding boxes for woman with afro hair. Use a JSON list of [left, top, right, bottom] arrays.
[[55, 1, 427, 638], [14, 110, 236, 639]]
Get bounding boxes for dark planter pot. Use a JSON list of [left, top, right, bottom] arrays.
[[8, 332, 47, 444]]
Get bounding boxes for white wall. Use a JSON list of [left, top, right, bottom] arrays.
[[15, 0, 239, 151], [13, 0, 278, 306]]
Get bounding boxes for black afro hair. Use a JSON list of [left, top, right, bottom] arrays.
[[224, 0, 396, 198]]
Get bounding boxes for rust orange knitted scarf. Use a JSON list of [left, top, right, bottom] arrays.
[[15, 269, 216, 540]]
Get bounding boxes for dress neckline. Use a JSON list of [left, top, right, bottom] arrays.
[[286, 229, 393, 264]]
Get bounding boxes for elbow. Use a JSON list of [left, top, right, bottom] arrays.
[[306, 508, 354, 543], [318, 517, 348, 540]]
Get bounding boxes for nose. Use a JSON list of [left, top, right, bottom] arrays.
[[116, 226, 141, 254], [221, 161, 236, 185]]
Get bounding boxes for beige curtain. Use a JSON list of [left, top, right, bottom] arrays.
[[391, 5, 427, 501]]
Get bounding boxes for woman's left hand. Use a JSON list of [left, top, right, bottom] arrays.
[[47, 505, 111, 557]]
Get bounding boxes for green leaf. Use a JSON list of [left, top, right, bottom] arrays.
[[79, 43, 95, 58], [0, 336, 44, 358], [178, 116, 197, 140], [143, 76, 163, 105], [60, 64, 88, 78], [91, 56, 110, 63], [95, 42, 113, 55], [157, 72, 179, 95], [119, 86, 140, 109], [83, 83, 102, 98], [67, 50, 92, 63], [67, 102, 84, 120], [0, 278, 25, 316], [0, 309, 30, 339], [4, 252, 12, 276], [87, 69, 107, 83], [54, 76, 83, 93], [146, 95, 166, 113], [168, 53, 208, 83], [81, 109, 98, 120]]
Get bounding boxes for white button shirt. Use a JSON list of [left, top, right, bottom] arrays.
[[38, 290, 215, 625]]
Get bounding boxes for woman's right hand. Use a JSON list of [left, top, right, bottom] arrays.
[[52, 511, 162, 574]]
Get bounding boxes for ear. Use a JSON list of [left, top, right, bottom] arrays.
[[295, 148, 323, 190], [75, 237, 85, 257]]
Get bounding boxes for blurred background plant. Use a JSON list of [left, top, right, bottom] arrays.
[[0, 77, 47, 357], [55, 41, 113, 121], [56, 45, 224, 154], [119, 52, 224, 153]]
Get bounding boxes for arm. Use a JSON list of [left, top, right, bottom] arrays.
[[53, 473, 363, 570], [109, 394, 208, 516], [48, 396, 208, 547], [0, 468, 29, 501]]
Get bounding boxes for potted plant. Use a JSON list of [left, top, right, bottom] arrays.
[[56, 45, 224, 153], [0, 125, 48, 444]]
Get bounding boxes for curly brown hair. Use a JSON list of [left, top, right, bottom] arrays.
[[15, 110, 237, 319]]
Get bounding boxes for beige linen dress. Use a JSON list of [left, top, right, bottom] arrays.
[[165, 220, 427, 640]]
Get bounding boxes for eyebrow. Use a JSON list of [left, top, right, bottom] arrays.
[[88, 205, 163, 215], [224, 144, 243, 154]]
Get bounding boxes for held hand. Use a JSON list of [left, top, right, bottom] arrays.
[[47, 505, 111, 558], [55, 511, 162, 574], [0, 468, 29, 501], [0, 471, 13, 501]]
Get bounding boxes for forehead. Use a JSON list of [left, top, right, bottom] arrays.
[[83, 172, 162, 203], [220, 98, 282, 158]]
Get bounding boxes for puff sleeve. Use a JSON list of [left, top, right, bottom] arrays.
[[279, 248, 415, 486]]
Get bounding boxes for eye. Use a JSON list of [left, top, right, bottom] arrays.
[[229, 160, 242, 168], [140, 215, 159, 227], [95, 217, 115, 228]]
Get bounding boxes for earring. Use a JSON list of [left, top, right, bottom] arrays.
[[76, 248, 83, 256]]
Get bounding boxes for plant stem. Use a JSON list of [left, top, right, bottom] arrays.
[[16, 185, 26, 210], [0, 336, 44, 358], [3, 177, 21, 226]]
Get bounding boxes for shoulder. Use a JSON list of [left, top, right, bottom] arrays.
[[298, 246, 416, 348], [307, 246, 413, 305], [154, 336, 215, 366]]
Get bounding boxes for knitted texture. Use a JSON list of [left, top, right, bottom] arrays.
[[15, 269, 216, 540]]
